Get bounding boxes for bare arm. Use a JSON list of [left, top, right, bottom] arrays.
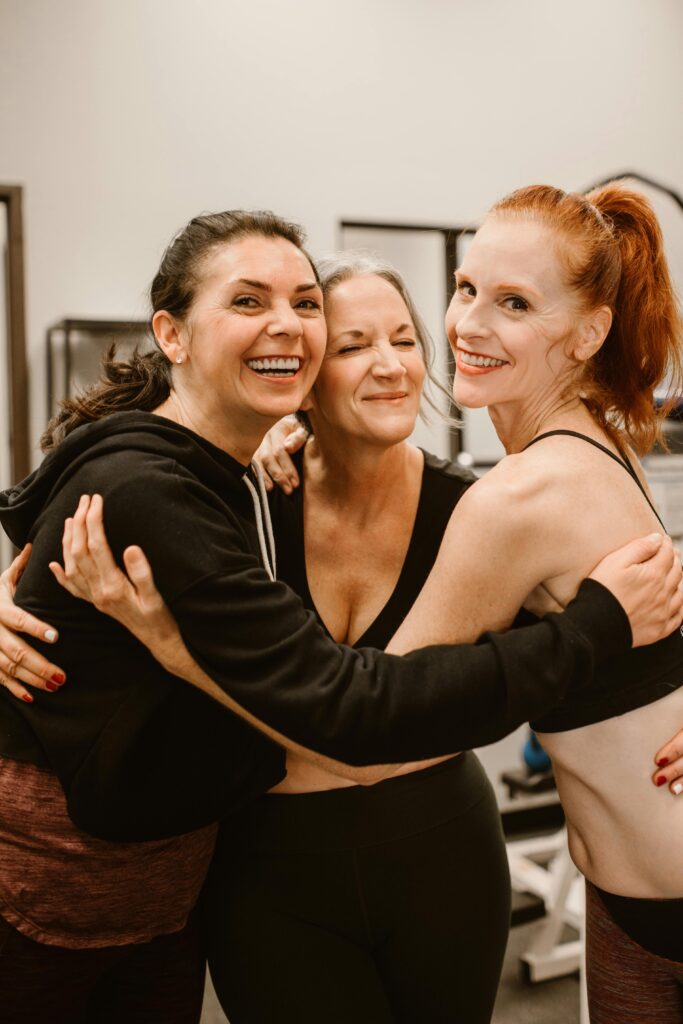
[[388, 461, 681, 654]]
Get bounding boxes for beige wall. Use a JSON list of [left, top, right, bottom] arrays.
[[1, 0, 682, 461]]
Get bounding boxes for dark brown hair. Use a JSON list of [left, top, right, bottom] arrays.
[[42, 210, 317, 451], [490, 182, 683, 454]]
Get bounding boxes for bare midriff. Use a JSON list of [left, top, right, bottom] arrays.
[[269, 752, 457, 794], [538, 685, 683, 899]]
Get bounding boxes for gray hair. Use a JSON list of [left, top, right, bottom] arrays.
[[315, 250, 460, 428]]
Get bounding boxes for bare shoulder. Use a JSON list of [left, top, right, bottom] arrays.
[[458, 448, 577, 534]]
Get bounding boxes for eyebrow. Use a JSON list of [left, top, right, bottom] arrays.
[[333, 324, 415, 342], [454, 269, 541, 298], [235, 278, 320, 293]]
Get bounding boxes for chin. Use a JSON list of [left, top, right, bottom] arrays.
[[452, 380, 493, 410]]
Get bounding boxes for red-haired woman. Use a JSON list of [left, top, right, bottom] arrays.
[[385, 182, 683, 1020]]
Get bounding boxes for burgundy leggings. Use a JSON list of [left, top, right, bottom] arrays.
[[586, 882, 683, 1023], [0, 909, 205, 1024]]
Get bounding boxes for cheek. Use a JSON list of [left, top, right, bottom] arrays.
[[409, 357, 427, 391], [444, 304, 459, 349], [307, 323, 328, 372]]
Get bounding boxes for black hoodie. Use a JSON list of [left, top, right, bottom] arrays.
[[0, 412, 630, 841]]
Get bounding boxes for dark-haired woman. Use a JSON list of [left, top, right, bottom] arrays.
[[0, 210, 678, 1023]]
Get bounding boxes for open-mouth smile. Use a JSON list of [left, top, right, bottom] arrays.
[[245, 356, 302, 378], [456, 348, 509, 375]]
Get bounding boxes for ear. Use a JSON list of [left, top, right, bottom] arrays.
[[153, 310, 187, 364], [571, 305, 612, 363]]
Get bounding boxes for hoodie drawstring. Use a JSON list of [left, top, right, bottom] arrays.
[[243, 462, 277, 582]]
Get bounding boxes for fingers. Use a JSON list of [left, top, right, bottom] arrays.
[[84, 495, 120, 578], [262, 448, 300, 495], [619, 531, 665, 567], [0, 596, 59, 644], [0, 622, 66, 691], [4, 543, 32, 592], [652, 753, 683, 796], [0, 671, 37, 703]]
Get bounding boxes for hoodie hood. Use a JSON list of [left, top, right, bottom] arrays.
[[0, 412, 250, 548]]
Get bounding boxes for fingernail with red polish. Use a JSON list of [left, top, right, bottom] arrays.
[[21, 693, 33, 703], [656, 775, 668, 786], [51, 672, 65, 685], [656, 757, 670, 767], [46, 681, 58, 692]]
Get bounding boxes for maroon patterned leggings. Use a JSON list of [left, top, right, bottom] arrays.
[[586, 882, 683, 1023]]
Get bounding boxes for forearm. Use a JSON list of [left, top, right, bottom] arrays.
[[178, 576, 631, 765], [166, 643, 400, 778]]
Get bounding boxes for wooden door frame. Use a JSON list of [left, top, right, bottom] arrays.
[[0, 185, 30, 481]]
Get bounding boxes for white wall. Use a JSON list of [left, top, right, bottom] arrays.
[[1, 0, 683, 462]]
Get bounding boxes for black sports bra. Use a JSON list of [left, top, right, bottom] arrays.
[[521, 431, 683, 733]]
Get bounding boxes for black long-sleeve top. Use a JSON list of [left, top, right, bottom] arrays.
[[0, 412, 631, 840]]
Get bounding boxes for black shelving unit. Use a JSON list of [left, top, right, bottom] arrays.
[[46, 318, 152, 419]]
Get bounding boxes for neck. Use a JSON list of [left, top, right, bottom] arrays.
[[304, 430, 420, 521], [153, 389, 269, 466], [488, 389, 594, 454]]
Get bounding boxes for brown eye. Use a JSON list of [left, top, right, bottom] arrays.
[[505, 295, 529, 312]]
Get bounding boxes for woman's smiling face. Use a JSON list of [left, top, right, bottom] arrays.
[[446, 218, 583, 412], [173, 234, 326, 428], [305, 274, 426, 446]]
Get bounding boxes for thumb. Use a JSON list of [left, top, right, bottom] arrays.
[[616, 532, 665, 566], [122, 546, 156, 591], [284, 426, 308, 452]]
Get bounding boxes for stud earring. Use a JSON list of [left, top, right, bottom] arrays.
[[175, 356, 183, 364]]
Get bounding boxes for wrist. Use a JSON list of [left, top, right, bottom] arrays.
[[562, 578, 633, 662]]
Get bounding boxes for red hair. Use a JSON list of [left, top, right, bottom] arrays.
[[489, 182, 683, 454]]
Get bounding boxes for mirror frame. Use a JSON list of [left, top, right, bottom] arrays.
[[0, 184, 30, 481]]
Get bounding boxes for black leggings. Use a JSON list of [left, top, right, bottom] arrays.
[[0, 908, 205, 1024], [205, 752, 511, 1024]]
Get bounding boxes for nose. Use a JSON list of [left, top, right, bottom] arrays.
[[266, 301, 304, 338], [446, 293, 491, 347], [371, 341, 406, 381]]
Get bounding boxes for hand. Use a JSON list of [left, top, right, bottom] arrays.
[[50, 494, 190, 675], [589, 533, 683, 647], [652, 728, 683, 796], [252, 414, 308, 493], [0, 545, 66, 702]]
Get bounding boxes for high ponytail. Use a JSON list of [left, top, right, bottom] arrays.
[[41, 210, 317, 452], [491, 182, 683, 454]]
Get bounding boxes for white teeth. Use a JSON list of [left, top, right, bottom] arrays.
[[246, 357, 301, 373], [460, 351, 507, 368]]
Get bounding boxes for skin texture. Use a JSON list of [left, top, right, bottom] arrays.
[[388, 217, 683, 896], [152, 235, 326, 463]]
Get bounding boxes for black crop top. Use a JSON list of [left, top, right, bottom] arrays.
[[269, 448, 475, 649], [526, 430, 683, 734]]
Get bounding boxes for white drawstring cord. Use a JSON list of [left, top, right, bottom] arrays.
[[243, 463, 277, 581]]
